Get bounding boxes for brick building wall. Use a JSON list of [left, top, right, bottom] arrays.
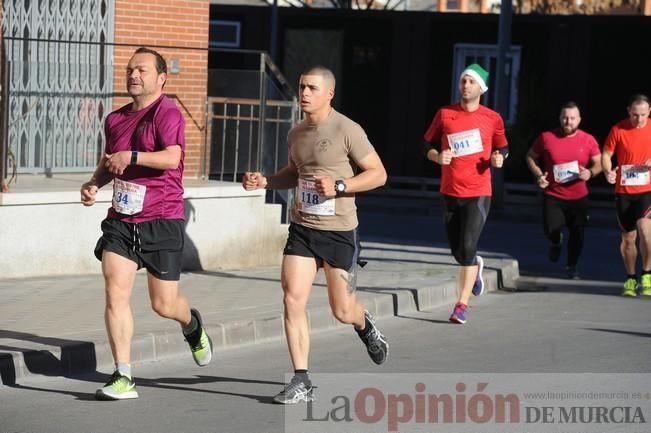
[[112, 0, 209, 179]]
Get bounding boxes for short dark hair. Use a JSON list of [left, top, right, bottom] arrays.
[[134, 47, 167, 74], [559, 101, 580, 117], [301, 65, 336, 90], [628, 94, 650, 108], [561, 101, 579, 111]]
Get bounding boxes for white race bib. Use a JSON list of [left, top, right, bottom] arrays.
[[553, 160, 580, 184], [296, 179, 335, 216], [112, 179, 146, 215], [621, 165, 651, 186], [447, 128, 483, 157]]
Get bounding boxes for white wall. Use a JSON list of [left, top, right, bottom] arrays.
[[0, 182, 287, 278]]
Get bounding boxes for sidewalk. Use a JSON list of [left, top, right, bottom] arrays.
[[0, 242, 519, 385]]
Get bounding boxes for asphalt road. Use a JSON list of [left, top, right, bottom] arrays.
[[1, 277, 649, 433]]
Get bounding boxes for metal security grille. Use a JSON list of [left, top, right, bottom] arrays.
[[207, 50, 300, 222], [208, 96, 299, 182], [2, 0, 114, 174], [452, 43, 521, 125]]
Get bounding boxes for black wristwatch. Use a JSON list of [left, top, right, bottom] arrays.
[[131, 151, 138, 165], [335, 180, 347, 196]]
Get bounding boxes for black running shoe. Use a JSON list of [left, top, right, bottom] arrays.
[[566, 265, 580, 280], [548, 234, 562, 263], [356, 310, 388, 365]]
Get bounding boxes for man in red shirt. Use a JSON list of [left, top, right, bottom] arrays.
[[602, 94, 651, 297], [526, 102, 602, 279], [423, 64, 508, 324]]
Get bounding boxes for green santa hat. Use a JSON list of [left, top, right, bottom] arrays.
[[460, 63, 489, 94]]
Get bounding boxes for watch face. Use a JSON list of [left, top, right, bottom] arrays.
[[336, 182, 345, 192]]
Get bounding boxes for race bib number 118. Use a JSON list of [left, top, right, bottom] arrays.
[[297, 179, 335, 216]]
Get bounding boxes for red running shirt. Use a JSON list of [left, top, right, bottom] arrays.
[[424, 104, 508, 197], [531, 129, 600, 200], [603, 120, 651, 195]]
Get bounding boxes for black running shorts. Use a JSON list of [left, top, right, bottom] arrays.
[[283, 223, 361, 272], [94, 218, 185, 281], [615, 192, 651, 232]]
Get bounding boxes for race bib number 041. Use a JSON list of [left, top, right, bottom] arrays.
[[621, 164, 651, 186], [297, 179, 335, 216], [112, 179, 146, 215], [447, 128, 483, 157]]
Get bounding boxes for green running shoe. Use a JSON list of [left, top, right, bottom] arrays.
[[95, 371, 138, 400], [622, 277, 638, 297], [185, 308, 213, 366], [640, 274, 651, 296]]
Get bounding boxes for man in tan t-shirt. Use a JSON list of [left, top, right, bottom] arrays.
[[243, 65, 388, 405]]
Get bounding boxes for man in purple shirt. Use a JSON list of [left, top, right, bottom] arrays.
[[80, 47, 212, 400]]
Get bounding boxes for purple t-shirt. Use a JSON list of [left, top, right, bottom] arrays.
[[104, 94, 185, 223]]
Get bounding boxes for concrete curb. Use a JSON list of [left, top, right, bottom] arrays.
[[1, 258, 519, 386]]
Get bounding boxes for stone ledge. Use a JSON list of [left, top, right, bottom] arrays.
[[0, 179, 262, 206]]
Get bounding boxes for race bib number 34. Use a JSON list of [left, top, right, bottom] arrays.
[[621, 165, 651, 186], [112, 179, 146, 215], [297, 179, 335, 216], [447, 128, 483, 157]]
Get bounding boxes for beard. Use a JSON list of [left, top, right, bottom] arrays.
[[561, 125, 577, 136]]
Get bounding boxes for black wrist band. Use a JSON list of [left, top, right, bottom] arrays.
[[131, 151, 138, 165]]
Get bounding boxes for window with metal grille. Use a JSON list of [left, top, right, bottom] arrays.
[[3, 0, 114, 174]]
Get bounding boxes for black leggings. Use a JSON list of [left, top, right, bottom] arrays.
[[543, 195, 589, 267], [442, 195, 491, 266]]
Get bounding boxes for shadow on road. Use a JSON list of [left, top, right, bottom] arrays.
[[513, 276, 627, 297], [581, 328, 651, 338], [0, 330, 98, 386], [5, 373, 286, 404]]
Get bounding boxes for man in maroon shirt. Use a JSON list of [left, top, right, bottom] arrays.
[[80, 48, 212, 400], [526, 101, 601, 279]]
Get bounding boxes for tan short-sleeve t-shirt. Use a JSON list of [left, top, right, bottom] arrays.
[[288, 109, 375, 231]]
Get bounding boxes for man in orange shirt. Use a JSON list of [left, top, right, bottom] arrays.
[[602, 94, 651, 297]]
